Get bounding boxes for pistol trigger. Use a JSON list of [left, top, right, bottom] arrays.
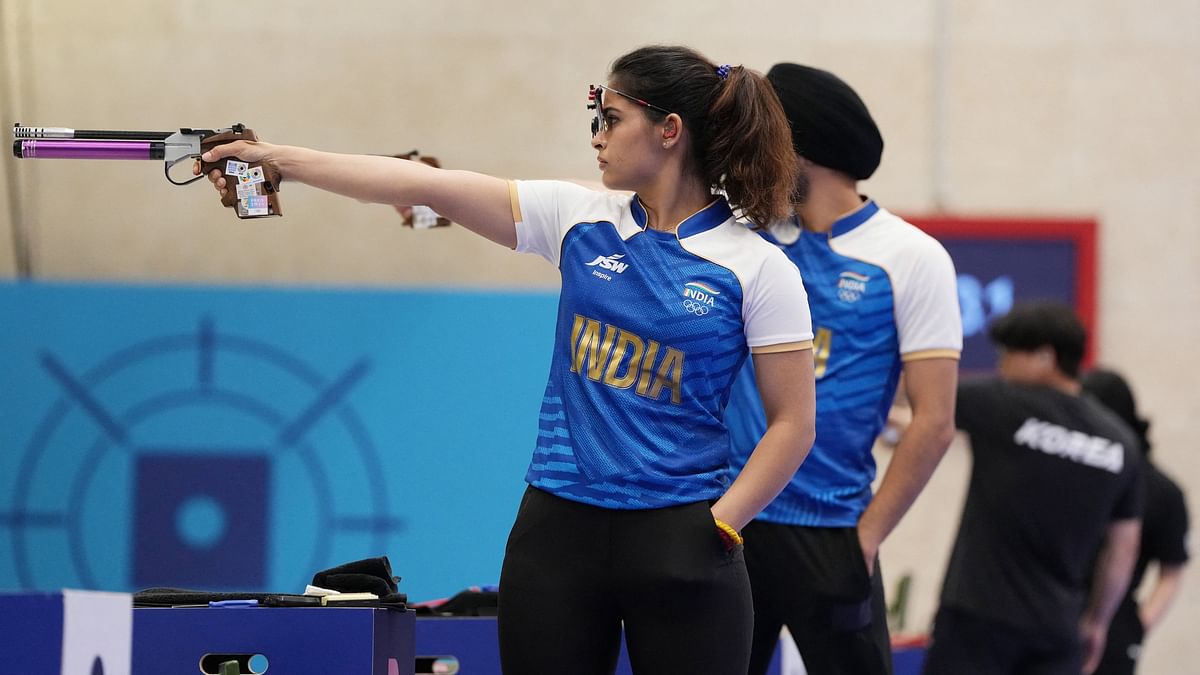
[[165, 155, 206, 186]]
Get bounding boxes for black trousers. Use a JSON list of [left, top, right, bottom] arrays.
[[497, 486, 753, 675], [743, 520, 893, 675], [922, 607, 1081, 675]]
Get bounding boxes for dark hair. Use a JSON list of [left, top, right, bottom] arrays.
[[987, 301, 1087, 377], [1081, 368, 1152, 455], [609, 46, 797, 227]]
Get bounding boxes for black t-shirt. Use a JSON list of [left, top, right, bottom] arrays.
[[1129, 461, 1190, 591], [941, 378, 1144, 638]]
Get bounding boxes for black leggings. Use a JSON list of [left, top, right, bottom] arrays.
[[498, 486, 753, 675]]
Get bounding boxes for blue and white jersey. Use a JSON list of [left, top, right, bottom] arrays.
[[726, 200, 961, 526], [512, 180, 813, 509]]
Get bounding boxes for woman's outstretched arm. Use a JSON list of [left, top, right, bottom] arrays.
[[202, 141, 516, 248]]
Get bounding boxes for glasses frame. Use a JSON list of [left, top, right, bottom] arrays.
[[588, 84, 673, 138]]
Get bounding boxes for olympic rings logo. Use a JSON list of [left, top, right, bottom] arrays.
[[683, 299, 711, 316]]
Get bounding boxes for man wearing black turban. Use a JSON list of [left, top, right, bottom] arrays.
[[768, 63, 885, 183], [724, 64, 963, 674]]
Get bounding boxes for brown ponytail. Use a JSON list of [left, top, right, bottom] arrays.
[[610, 46, 797, 226], [704, 67, 797, 226]]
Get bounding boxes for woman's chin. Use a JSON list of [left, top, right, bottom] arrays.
[[600, 172, 627, 192]]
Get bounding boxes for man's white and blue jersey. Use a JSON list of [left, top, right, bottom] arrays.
[[512, 180, 813, 510], [726, 200, 961, 526]]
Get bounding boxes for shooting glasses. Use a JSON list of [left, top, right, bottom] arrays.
[[587, 85, 672, 138]]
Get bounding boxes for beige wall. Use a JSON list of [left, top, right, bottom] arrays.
[[3, 0, 1197, 668]]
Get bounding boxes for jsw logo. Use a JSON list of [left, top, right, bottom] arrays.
[[585, 253, 630, 274]]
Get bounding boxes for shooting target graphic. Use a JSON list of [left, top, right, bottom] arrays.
[[3, 315, 403, 591]]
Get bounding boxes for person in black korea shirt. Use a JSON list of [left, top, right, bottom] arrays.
[[923, 302, 1143, 675]]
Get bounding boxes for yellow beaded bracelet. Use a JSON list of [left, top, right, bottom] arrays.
[[713, 517, 744, 547]]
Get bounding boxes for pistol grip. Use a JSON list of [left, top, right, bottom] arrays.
[[199, 156, 282, 218], [199, 129, 283, 218]]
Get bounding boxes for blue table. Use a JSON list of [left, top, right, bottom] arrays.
[[134, 606, 415, 675]]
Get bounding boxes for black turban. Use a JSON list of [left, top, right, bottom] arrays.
[[767, 63, 884, 180]]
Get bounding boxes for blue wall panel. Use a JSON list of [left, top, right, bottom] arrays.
[[0, 281, 557, 601]]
